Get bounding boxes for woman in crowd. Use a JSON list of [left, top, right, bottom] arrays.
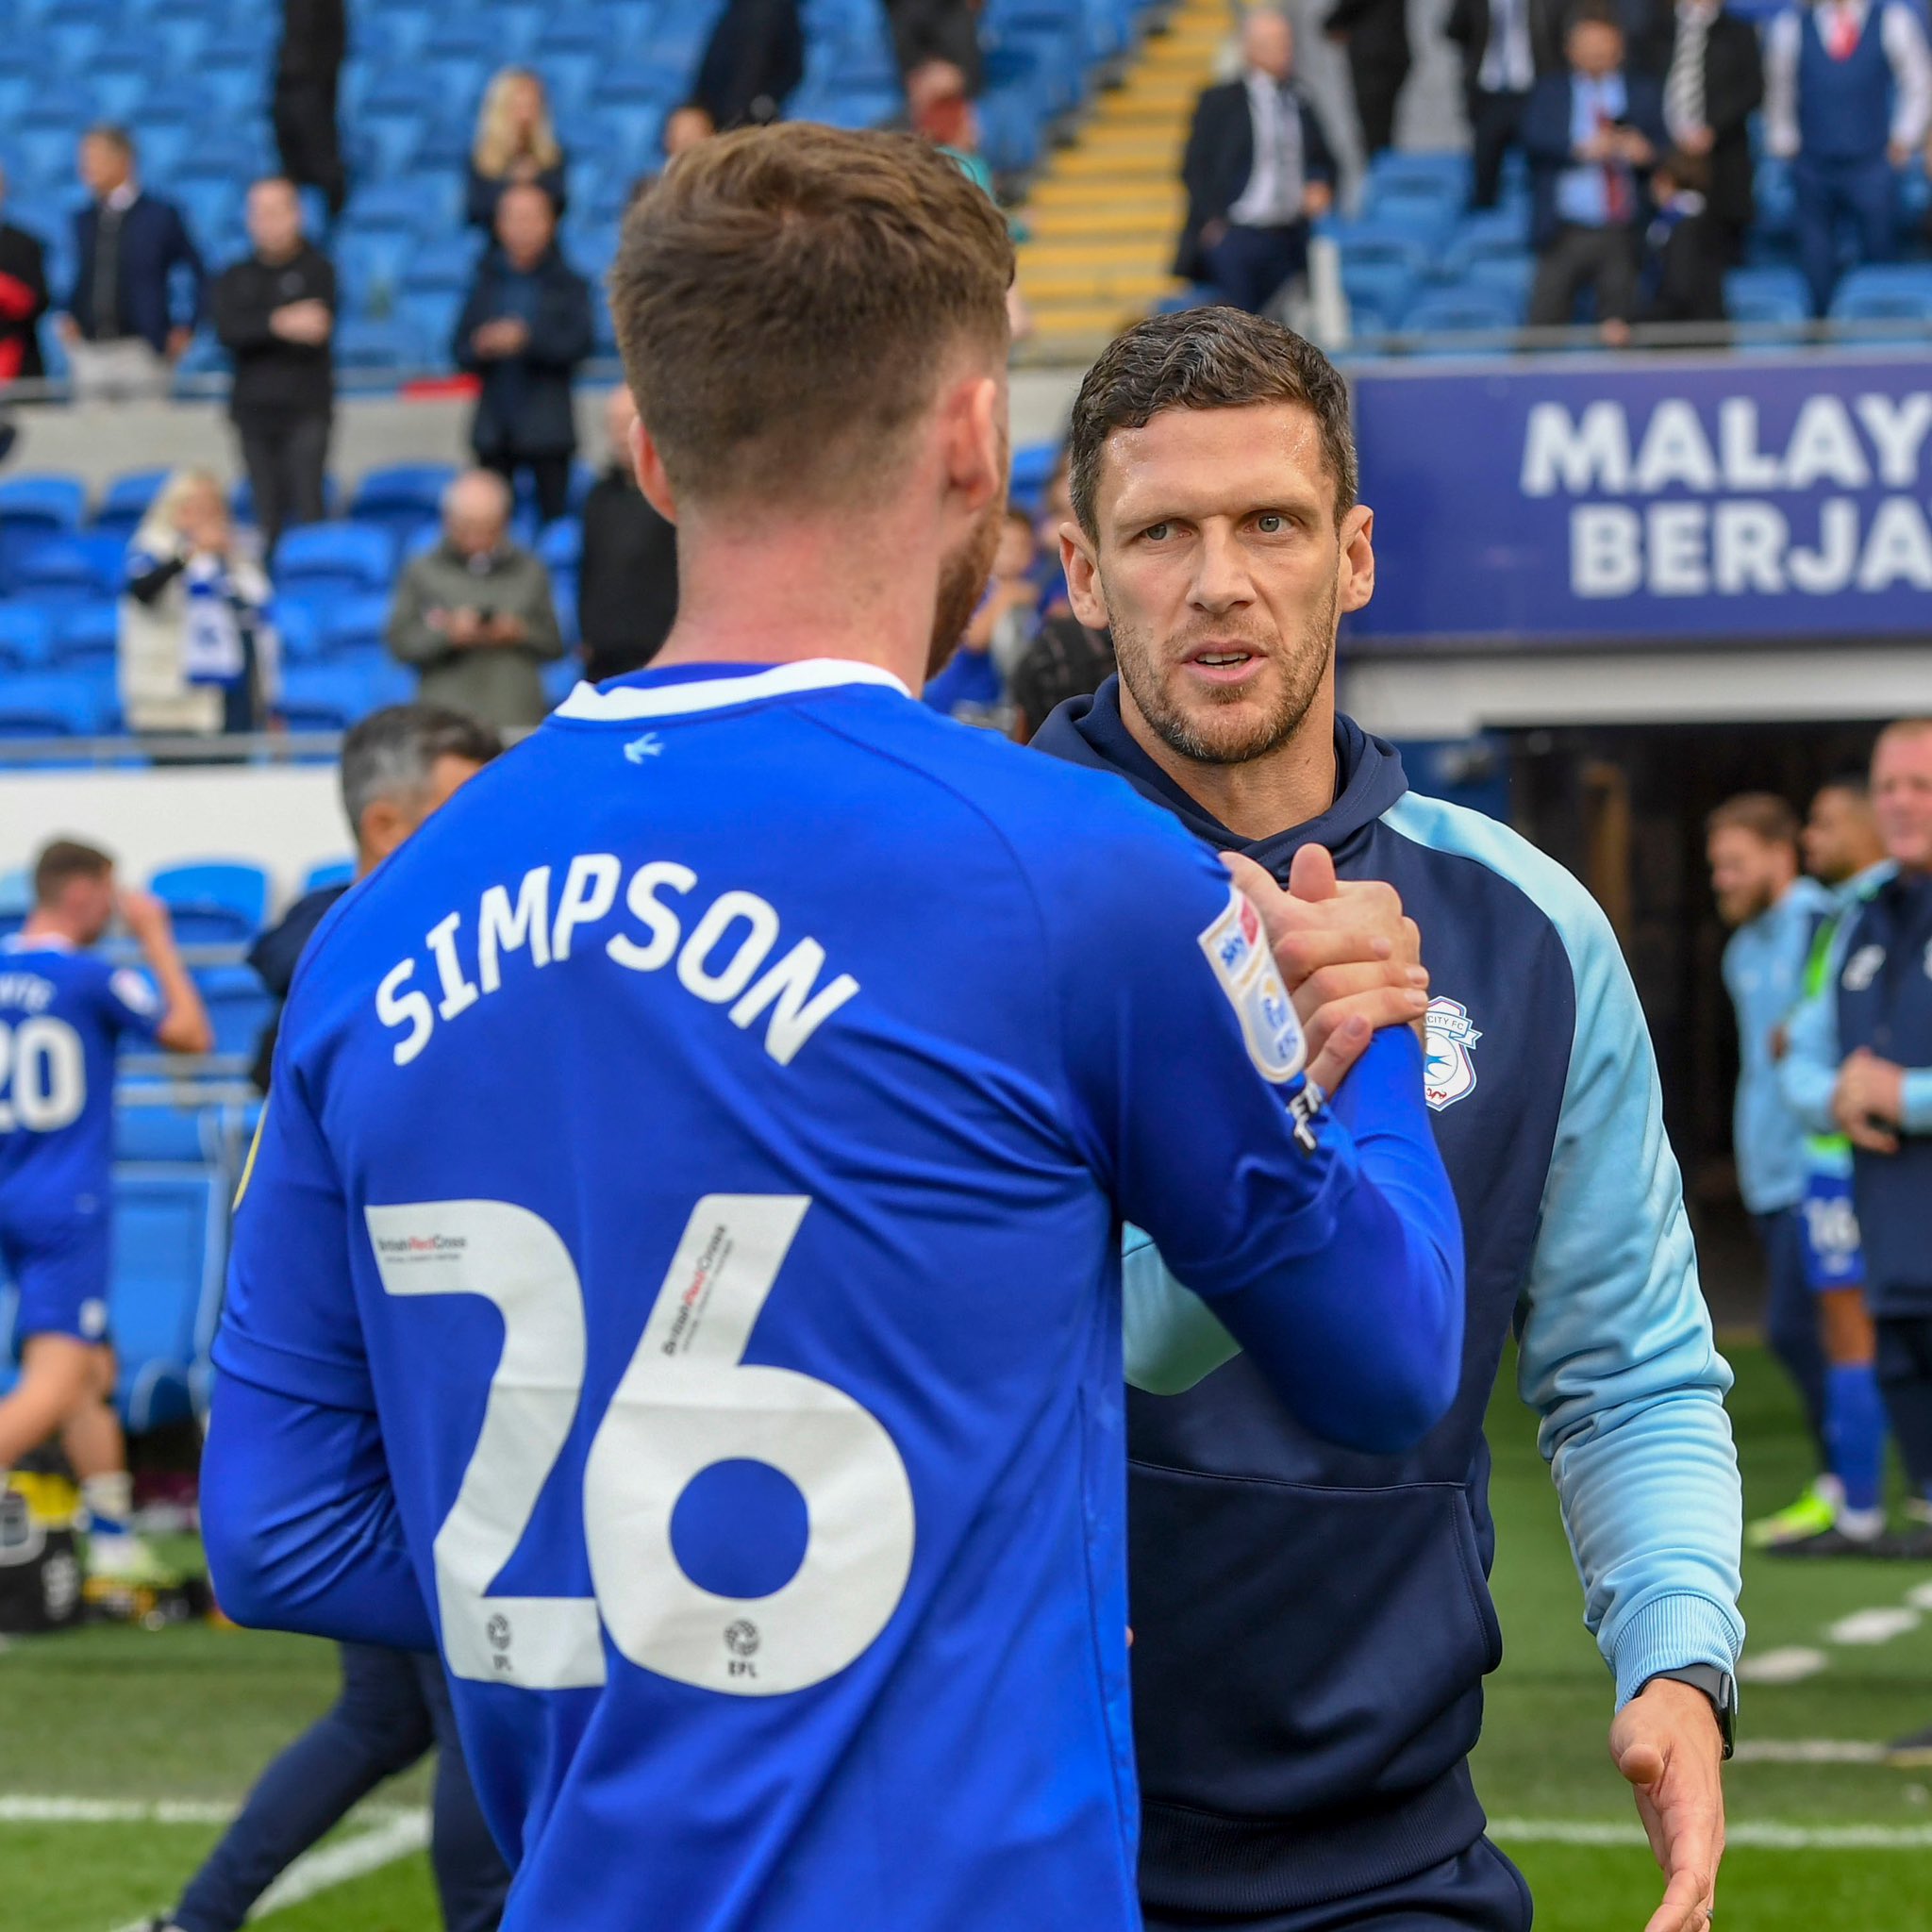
[[119, 469, 279, 740], [466, 68, 568, 231]]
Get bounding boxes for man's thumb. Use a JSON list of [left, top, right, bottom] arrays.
[[1617, 1738, 1668, 1790], [1288, 842, 1339, 902]]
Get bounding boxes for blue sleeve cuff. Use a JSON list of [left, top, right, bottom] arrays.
[[1901, 1068, 1932, 1135], [1609, 1591, 1745, 1709]]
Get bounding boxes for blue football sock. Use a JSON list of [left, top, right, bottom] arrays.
[[1825, 1363, 1888, 1514]]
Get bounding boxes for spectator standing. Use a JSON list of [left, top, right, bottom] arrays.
[[120, 470, 280, 741], [210, 178, 335, 558], [1766, 0, 1932, 314], [694, 0, 806, 128], [466, 70, 569, 234], [925, 507, 1039, 724], [1323, 0, 1412, 158], [0, 166, 49, 385], [454, 184, 593, 526], [578, 387, 677, 684], [885, 0, 985, 93], [1786, 723, 1932, 1596], [1635, 0, 1763, 255], [387, 470, 564, 732], [1447, 0, 1566, 207], [272, 0, 346, 221], [1175, 9, 1338, 314], [1008, 613, 1114, 744], [1708, 794, 1839, 1538], [1524, 5, 1667, 334], [1636, 147, 1729, 322], [58, 127, 204, 404]]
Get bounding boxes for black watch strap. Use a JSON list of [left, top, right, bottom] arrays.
[[1648, 1664, 1736, 1758]]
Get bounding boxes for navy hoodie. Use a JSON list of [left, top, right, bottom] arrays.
[[1033, 682, 1741, 1915]]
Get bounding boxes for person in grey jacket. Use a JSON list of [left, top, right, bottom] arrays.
[[385, 469, 564, 732]]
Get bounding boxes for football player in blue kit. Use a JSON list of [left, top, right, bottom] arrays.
[[0, 839, 210, 1574], [201, 126, 1465, 1932]]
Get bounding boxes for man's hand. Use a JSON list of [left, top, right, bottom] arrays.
[[1610, 1677, 1726, 1932], [165, 325, 194, 361], [442, 608, 487, 647], [270, 299, 332, 344], [117, 887, 175, 950], [1224, 846, 1427, 1096], [1679, 125, 1715, 155], [56, 314, 79, 345], [481, 611, 528, 645], [1303, 180, 1334, 219], [1834, 1046, 1905, 1152], [1890, 139, 1913, 168], [1200, 218, 1229, 251], [471, 319, 529, 359]]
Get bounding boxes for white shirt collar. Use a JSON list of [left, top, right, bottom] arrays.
[[554, 659, 911, 722], [2, 931, 74, 954], [104, 181, 140, 213]]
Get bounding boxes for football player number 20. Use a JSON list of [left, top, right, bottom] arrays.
[[365, 1195, 916, 1699], [0, 1017, 86, 1134]]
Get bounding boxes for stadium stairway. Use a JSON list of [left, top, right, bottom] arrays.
[[1013, 0, 1225, 361]]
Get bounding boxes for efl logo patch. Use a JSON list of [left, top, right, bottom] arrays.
[[1424, 996, 1482, 1112], [109, 968, 159, 1017], [1197, 887, 1305, 1085], [1843, 943, 1886, 992]]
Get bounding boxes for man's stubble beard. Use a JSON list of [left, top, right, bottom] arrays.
[[928, 487, 1008, 682], [1111, 568, 1339, 769]]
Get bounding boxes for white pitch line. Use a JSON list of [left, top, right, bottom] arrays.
[[1826, 1607, 1922, 1646], [0, 1794, 408, 1827], [1492, 1817, 1932, 1850], [250, 1811, 430, 1917], [1733, 1739, 1889, 1764], [1739, 1645, 1829, 1684]]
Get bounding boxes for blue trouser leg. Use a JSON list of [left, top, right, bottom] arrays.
[[172, 1644, 434, 1932], [1793, 158, 1840, 315], [1845, 152, 1899, 274], [413, 1653, 513, 1932], [1875, 1313, 1932, 1496], [1203, 224, 1309, 314], [1758, 1208, 1829, 1466]]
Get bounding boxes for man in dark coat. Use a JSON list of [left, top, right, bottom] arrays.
[[0, 166, 49, 386], [210, 177, 336, 556], [1324, 0, 1411, 156], [1175, 8, 1337, 312], [453, 183, 594, 525], [1632, 0, 1763, 251], [1446, 0, 1568, 206], [274, 0, 347, 219], [695, 0, 806, 127], [578, 386, 678, 683]]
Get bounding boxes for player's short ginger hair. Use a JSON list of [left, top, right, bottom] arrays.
[[608, 124, 1013, 513], [1067, 308, 1359, 537], [1707, 792, 1799, 848]]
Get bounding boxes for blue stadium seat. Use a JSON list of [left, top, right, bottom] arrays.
[[0, 474, 89, 535], [280, 659, 414, 732], [539, 519, 583, 574], [275, 522, 397, 598], [1403, 284, 1524, 338], [333, 316, 426, 373], [0, 675, 103, 739], [51, 602, 119, 669], [1725, 265, 1809, 329], [195, 964, 275, 1058], [115, 1098, 219, 1165], [318, 593, 395, 658], [400, 235, 481, 296], [94, 468, 171, 541], [0, 605, 55, 672], [395, 288, 461, 361], [1368, 149, 1472, 199], [273, 599, 324, 664], [10, 533, 125, 603], [1829, 265, 1932, 328], [111, 1168, 225, 1432], [542, 653, 583, 708], [304, 858, 357, 894], [148, 861, 271, 943], [351, 462, 458, 539]]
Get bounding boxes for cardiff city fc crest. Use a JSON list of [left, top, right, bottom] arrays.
[[1424, 997, 1482, 1112]]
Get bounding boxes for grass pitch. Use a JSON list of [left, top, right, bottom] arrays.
[[3, 1343, 1929, 1930]]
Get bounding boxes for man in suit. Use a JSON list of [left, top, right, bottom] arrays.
[[0, 166, 50, 387], [453, 182, 594, 525], [274, 0, 347, 220], [1324, 0, 1411, 157], [1634, 0, 1763, 254], [1447, 0, 1567, 205], [58, 126, 205, 403], [1766, 0, 1932, 313], [1524, 3, 1669, 333], [1175, 8, 1337, 313]]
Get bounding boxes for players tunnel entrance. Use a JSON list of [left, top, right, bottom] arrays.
[[1508, 719, 1885, 1329]]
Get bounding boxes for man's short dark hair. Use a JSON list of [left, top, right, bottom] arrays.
[[1067, 308, 1358, 537], [1566, 0, 1621, 35], [83, 124, 135, 160], [33, 839, 113, 907], [1817, 772, 1871, 804], [341, 706, 502, 837], [1707, 792, 1799, 848]]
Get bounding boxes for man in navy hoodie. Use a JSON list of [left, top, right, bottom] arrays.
[[1031, 308, 1744, 1932]]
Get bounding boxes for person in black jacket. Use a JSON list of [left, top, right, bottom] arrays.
[[273, 0, 346, 220], [453, 183, 593, 525], [1445, 0, 1568, 206], [1324, 0, 1411, 156], [59, 126, 205, 402], [695, 0, 806, 128], [0, 166, 49, 386], [1632, 0, 1762, 255], [1175, 9, 1337, 312], [577, 385, 677, 683], [211, 179, 335, 557], [1637, 146, 1729, 324], [884, 0, 985, 92]]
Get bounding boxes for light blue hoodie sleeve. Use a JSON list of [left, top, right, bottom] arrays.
[[1382, 797, 1743, 1708], [1780, 973, 1842, 1137]]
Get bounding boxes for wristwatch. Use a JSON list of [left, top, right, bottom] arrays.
[[1647, 1664, 1737, 1758]]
